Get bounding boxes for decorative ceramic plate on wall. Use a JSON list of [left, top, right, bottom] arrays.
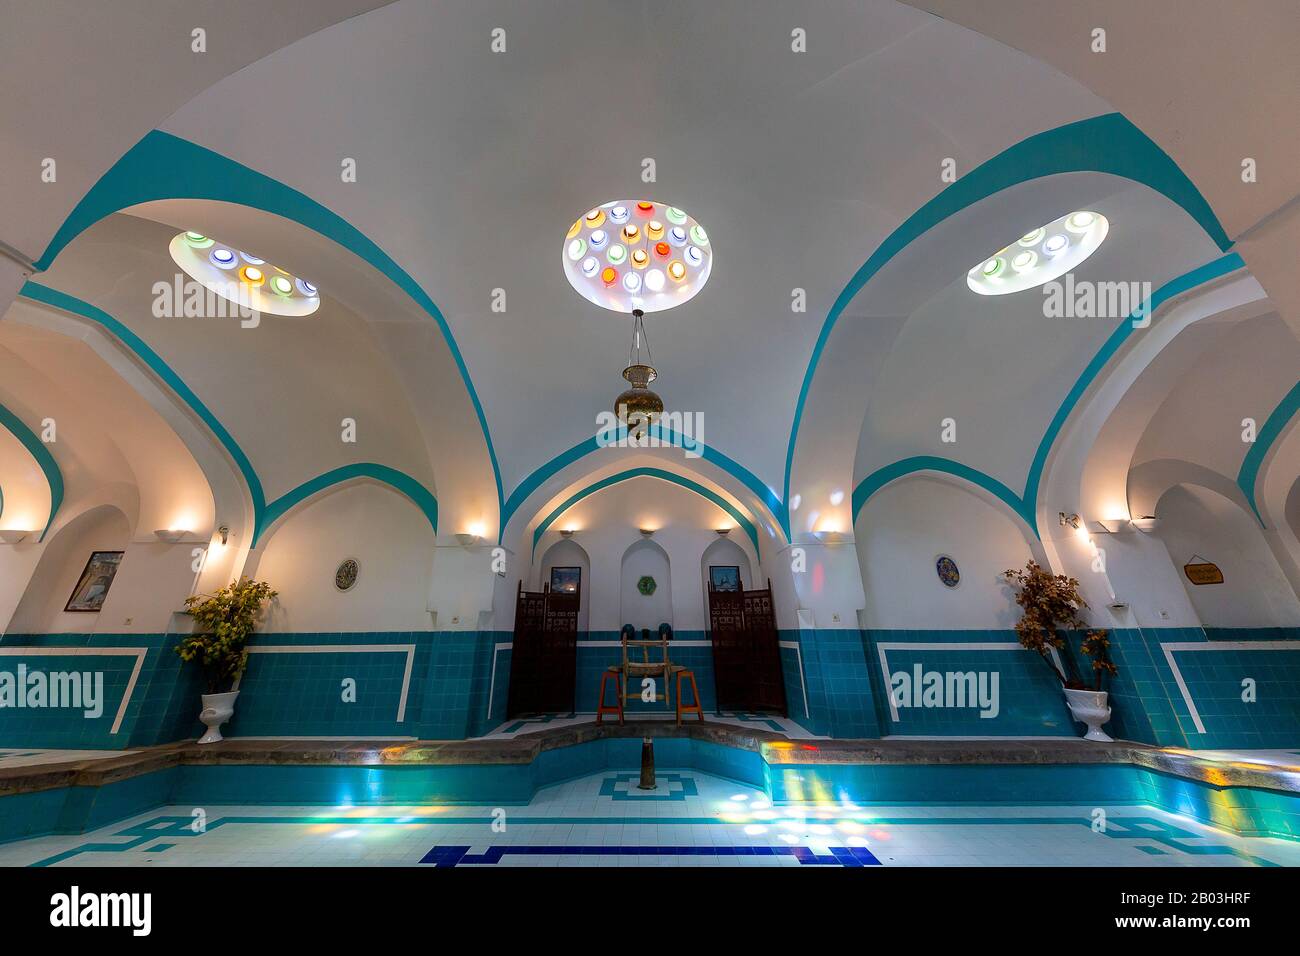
[[334, 558, 360, 592], [935, 554, 960, 589]]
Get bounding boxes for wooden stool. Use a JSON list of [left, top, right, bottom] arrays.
[[597, 666, 624, 725], [675, 669, 703, 725]]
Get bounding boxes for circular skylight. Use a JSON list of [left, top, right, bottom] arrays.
[[168, 231, 320, 317], [562, 200, 713, 313], [965, 211, 1108, 296]]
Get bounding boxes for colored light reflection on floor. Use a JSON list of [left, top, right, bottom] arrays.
[[1, 768, 1295, 868]]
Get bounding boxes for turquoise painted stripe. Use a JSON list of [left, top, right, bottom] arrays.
[[793, 113, 1232, 530], [257, 463, 438, 547], [1237, 379, 1300, 523], [1022, 252, 1245, 508], [504, 422, 781, 543], [19, 280, 265, 527], [0, 400, 63, 541], [19, 284, 438, 548], [34, 129, 503, 520], [851, 253, 1247, 532], [852, 456, 1030, 531], [531, 466, 759, 556]]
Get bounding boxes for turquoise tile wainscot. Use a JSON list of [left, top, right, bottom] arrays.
[[858, 629, 1300, 749], [219, 630, 515, 741], [0, 634, 203, 749], [861, 630, 1074, 738], [779, 629, 881, 739], [1143, 628, 1300, 750]]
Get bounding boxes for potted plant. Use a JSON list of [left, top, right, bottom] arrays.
[[1003, 561, 1117, 741], [175, 578, 277, 744]]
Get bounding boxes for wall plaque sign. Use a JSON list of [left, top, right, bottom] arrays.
[[1183, 557, 1223, 586]]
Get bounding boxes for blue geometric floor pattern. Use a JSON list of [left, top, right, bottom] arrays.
[[599, 772, 698, 801], [418, 843, 881, 866], [3, 769, 1298, 868]]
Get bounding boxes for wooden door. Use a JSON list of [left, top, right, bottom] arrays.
[[540, 586, 578, 712], [506, 581, 579, 717], [709, 578, 787, 714], [740, 584, 787, 714], [708, 583, 749, 712]]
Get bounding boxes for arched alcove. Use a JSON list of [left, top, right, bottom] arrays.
[[8, 504, 131, 634], [855, 475, 1036, 629], [251, 482, 437, 632], [619, 538, 672, 632], [539, 537, 591, 633], [1155, 483, 1300, 628], [700, 536, 753, 623]]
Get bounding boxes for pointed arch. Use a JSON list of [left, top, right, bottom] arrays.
[[531, 467, 759, 557], [255, 463, 437, 548]]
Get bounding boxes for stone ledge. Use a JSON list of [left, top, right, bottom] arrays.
[[2, 723, 1296, 797]]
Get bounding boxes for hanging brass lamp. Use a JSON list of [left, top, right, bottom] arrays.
[[614, 309, 663, 439]]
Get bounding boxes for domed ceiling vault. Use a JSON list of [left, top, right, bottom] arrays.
[[2, 0, 1293, 555]]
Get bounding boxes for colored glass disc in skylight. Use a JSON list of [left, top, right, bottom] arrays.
[[966, 211, 1109, 296], [561, 200, 713, 313], [168, 230, 321, 317]]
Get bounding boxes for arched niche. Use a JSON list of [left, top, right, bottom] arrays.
[[8, 504, 131, 634], [700, 536, 753, 621], [249, 481, 437, 632], [538, 537, 591, 634], [620, 537, 672, 632], [855, 475, 1036, 629], [1155, 483, 1300, 628]]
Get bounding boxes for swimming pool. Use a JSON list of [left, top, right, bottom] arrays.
[[2, 738, 1300, 858], [2, 760, 1298, 868]]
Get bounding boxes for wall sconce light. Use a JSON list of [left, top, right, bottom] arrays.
[[154, 529, 191, 543], [559, 529, 575, 538], [218, 526, 229, 545], [1058, 512, 1082, 530], [715, 527, 731, 536], [639, 528, 655, 537], [455, 532, 482, 547], [1130, 516, 1160, 533], [0, 529, 35, 544]]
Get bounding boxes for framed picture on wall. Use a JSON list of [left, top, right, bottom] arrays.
[[550, 566, 581, 595], [710, 565, 741, 592], [63, 551, 125, 612]]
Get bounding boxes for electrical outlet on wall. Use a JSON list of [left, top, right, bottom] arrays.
[[1158, 609, 1170, 620], [451, 615, 461, 625], [831, 613, 841, 623]]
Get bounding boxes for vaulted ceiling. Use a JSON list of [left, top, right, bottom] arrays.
[[2, 0, 1295, 552]]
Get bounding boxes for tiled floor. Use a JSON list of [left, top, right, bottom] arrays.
[[4, 768, 1297, 868]]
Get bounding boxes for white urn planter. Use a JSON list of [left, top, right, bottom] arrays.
[[1063, 688, 1112, 742], [197, 690, 240, 744]]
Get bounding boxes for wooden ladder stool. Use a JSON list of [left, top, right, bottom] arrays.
[[674, 668, 703, 724], [596, 666, 624, 725]]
